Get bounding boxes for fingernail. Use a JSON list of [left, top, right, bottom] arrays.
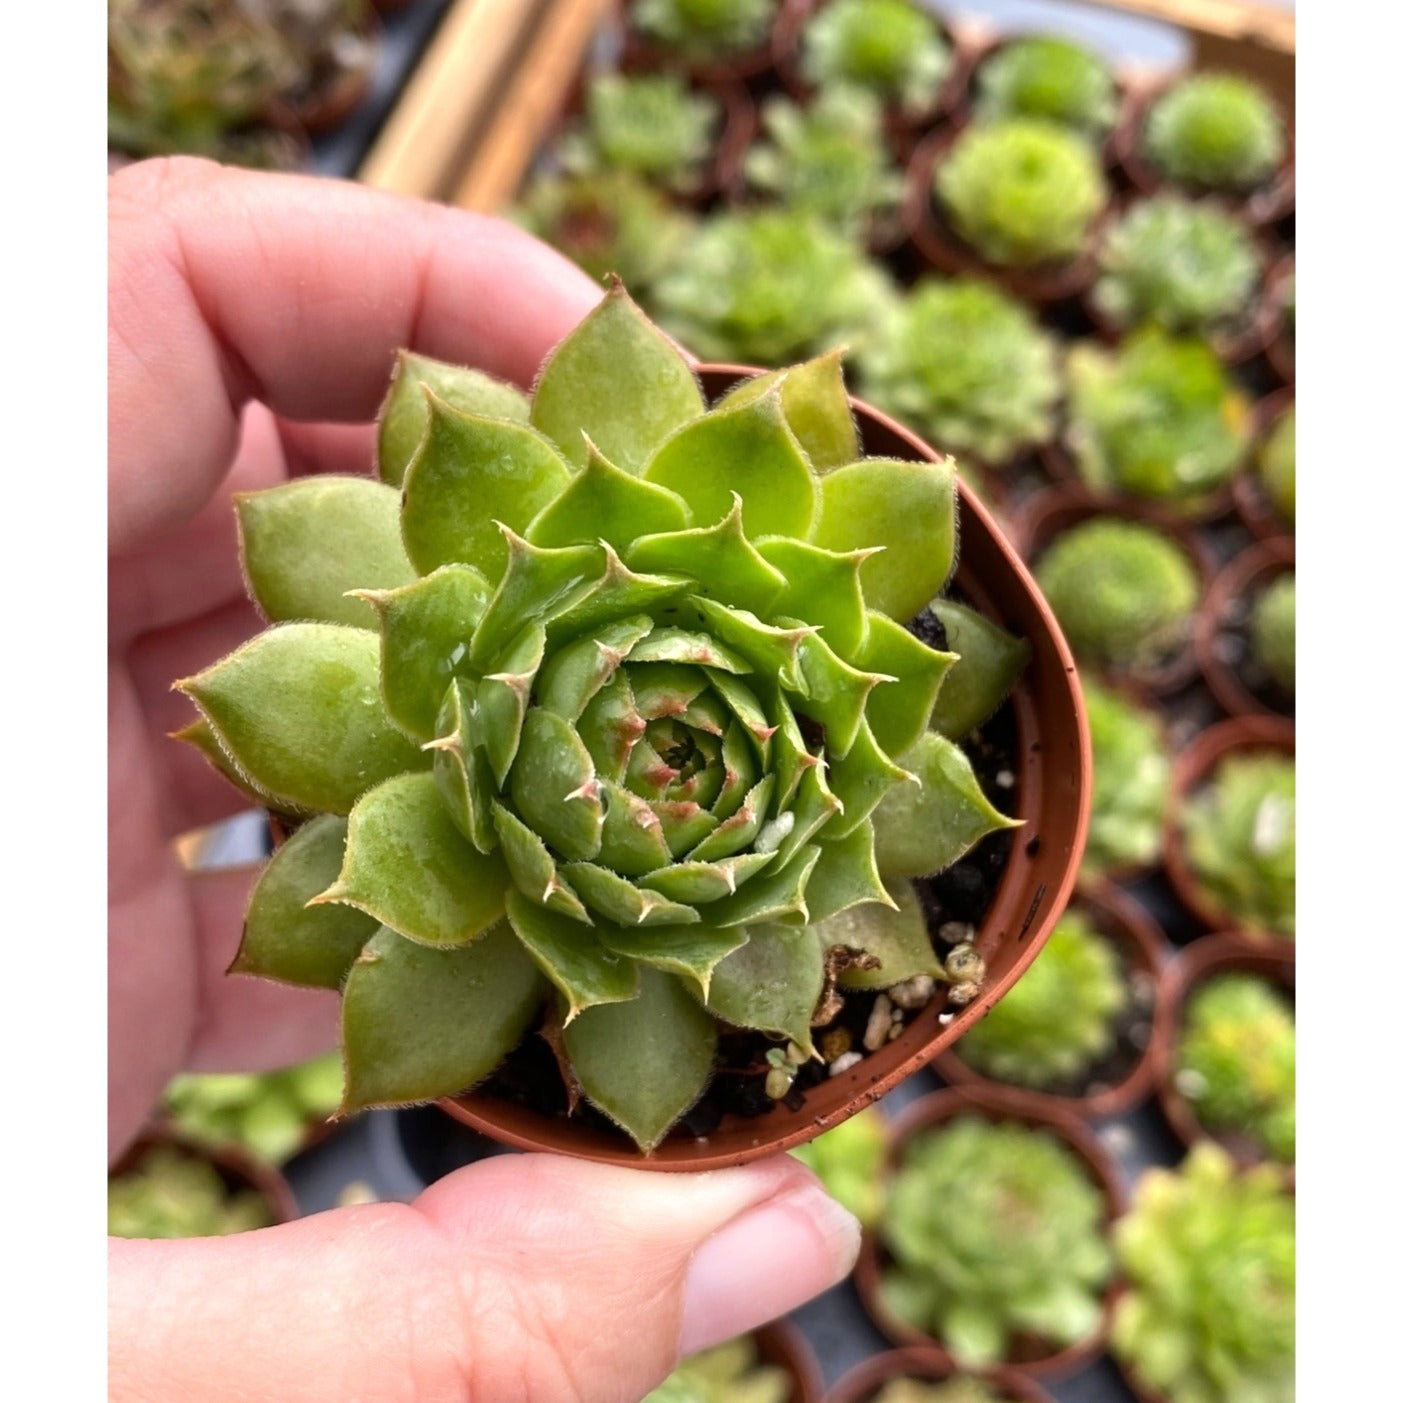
[[678, 1179, 861, 1354]]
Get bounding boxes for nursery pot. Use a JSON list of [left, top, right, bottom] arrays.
[[933, 881, 1174, 1119], [1193, 535, 1295, 720], [1264, 251, 1295, 386], [620, 0, 792, 86], [827, 1346, 1056, 1403], [854, 1084, 1126, 1377], [754, 1319, 824, 1403], [1153, 932, 1295, 1184], [439, 370, 1092, 1169], [1161, 714, 1295, 938], [1232, 388, 1294, 543]]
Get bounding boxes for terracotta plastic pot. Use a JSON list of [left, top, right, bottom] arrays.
[[1194, 536, 1294, 720], [934, 881, 1173, 1119], [440, 369, 1092, 1169], [903, 128, 1105, 305], [620, 0, 793, 86], [1231, 388, 1294, 543], [1264, 251, 1295, 386], [1161, 715, 1295, 938], [1110, 78, 1295, 228], [827, 1346, 1057, 1403], [754, 1319, 824, 1403], [1014, 482, 1215, 698], [286, 13, 381, 136], [1153, 932, 1295, 1185], [854, 1085, 1126, 1377]]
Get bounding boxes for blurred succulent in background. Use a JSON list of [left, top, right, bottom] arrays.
[[629, 0, 777, 63], [1175, 972, 1295, 1164], [648, 209, 896, 365], [108, 1144, 274, 1238], [1079, 677, 1169, 878], [800, 0, 953, 116], [1180, 751, 1295, 939], [1112, 1145, 1294, 1403], [1063, 332, 1251, 507], [1034, 518, 1200, 677], [643, 1334, 789, 1403], [879, 1115, 1114, 1365], [855, 276, 1059, 469], [954, 910, 1128, 1092], [1250, 572, 1295, 695], [1090, 197, 1261, 339], [1257, 403, 1295, 525], [934, 119, 1108, 268], [559, 70, 721, 195], [789, 1105, 889, 1227], [176, 285, 1024, 1153], [972, 35, 1119, 138], [516, 169, 694, 292], [1141, 72, 1286, 192], [743, 88, 906, 241]]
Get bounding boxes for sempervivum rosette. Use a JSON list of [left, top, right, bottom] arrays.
[[176, 285, 1022, 1152]]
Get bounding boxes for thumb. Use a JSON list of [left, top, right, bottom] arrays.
[[108, 1151, 858, 1403]]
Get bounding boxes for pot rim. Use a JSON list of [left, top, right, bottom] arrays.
[[1231, 387, 1295, 542], [826, 1345, 1058, 1403], [754, 1318, 824, 1403]]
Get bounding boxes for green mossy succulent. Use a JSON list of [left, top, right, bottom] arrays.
[[855, 276, 1059, 468], [800, 0, 952, 115], [1141, 72, 1286, 193], [1064, 332, 1251, 507], [1034, 518, 1200, 676], [1111, 1145, 1294, 1403], [1250, 573, 1294, 695], [788, 1105, 888, 1227], [879, 1115, 1114, 1366], [871, 1380, 1020, 1403], [648, 209, 896, 366], [935, 120, 1108, 269], [1080, 677, 1169, 878], [108, 1145, 274, 1239], [743, 88, 906, 241], [630, 0, 778, 63], [1181, 751, 1295, 939], [1090, 197, 1261, 338], [972, 36, 1119, 137], [643, 1335, 789, 1403], [955, 910, 1128, 1092], [161, 1050, 344, 1166], [1175, 973, 1295, 1163], [560, 71, 721, 195], [1257, 403, 1295, 524], [176, 285, 1026, 1153]]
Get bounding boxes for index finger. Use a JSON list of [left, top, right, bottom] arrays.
[[108, 157, 603, 555]]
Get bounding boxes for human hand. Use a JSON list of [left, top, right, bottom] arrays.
[[108, 158, 858, 1402]]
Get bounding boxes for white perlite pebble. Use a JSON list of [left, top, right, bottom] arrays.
[[863, 994, 894, 1051], [939, 921, 976, 944], [888, 974, 935, 1010], [829, 1051, 863, 1076], [996, 769, 1015, 788]]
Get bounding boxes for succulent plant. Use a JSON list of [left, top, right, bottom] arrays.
[[788, 1104, 888, 1227], [854, 276, 1059, 468], [1063, 332, 1252, 506], [799, 0, 952, 115], [1111, 1145, 1294, 1403], [108, 1144, 274, 1239], [1175, 972, 1295, 1163], [629, 0, 777, 63], [879, 1114, 1114, 1365], [922, 599, 1031, 744], [643, 1334, 789, 1403], [972, 36, 1119, 137], [1141, 72, 1287, 193], [954, 910, 1128, 1092], [515, 169, 693, 292], [559, 71, 721, 195], [1033, 518, 1200, 676], [1180, 751, 1295, 939], [1080, 677, 1169, 878], [934, 119, 1108, 269], [1257, 403, 1295, 524], [742, 88, 906, 241], [1090, 197, 1261, 339], [1250, 573, 1295, 695], [175, 285, 1025, 1153], [161, 1050, 344, 1165], [871, 1380, 1020, 1403], [648, 209, 896, 366]]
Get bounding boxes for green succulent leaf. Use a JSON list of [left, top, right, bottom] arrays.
[[825, 718, 912, 839], [476, 624, 547, 785], [171, 717, 307, 818], [564, 858, 700, 927], [431, 678, 498, 853], [595, 922, 749, 1001], [797, 631, 886, 758], [758, 537, 870, 658], [873, 732, 1020, 878], [232, 816, 378, 989], [470, 534, 603, 667], [926, 600, 1031, 741], [642, 851, 777, 905], [534, 615, 651, 722], [236, 477, 415, 630], [377, 351, 530, 488], [688, 774, 776, 863], [175, 624, 428, 816], [509, 708, 605, 862], [812, 457, 957, 623], [316, 773, 509, 946], [803, 821, 893, 924], [717, 350, 859, 471], [858, 613, 957, 757], [813, 876, 939, 989], [505, 889, 642, 1020], [563, 965, 716, 1152], [401, 401, 572, 583], [705, 922, 825, 1058], [526, 439, 692, 548], [340, 922, 544, 1110], [707, 844, 823, 928], [531, 281, 704, 472], [491, 802, 591, 923]]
